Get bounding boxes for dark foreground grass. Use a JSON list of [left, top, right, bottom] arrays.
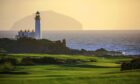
[[0, 54, 139, 84]]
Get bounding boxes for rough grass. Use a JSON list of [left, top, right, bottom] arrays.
[[0, 54, 139, 84], [9, 54, 131, 63]]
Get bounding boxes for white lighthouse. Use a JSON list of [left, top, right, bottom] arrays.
[[35, 11, 41, 39], [16, 11, 41, 39]]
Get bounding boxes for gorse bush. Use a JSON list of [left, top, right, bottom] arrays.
[[121, 57, 140, 71], [21, 57, 84, 65], [0, 57, 18, 65], [0, 62, 15, 72], [0, 55, 96, 66], [21, 57, 35, 65], [0, 57, 17, 73]]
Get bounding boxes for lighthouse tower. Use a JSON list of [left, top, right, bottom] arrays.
[[35, 11, 41, 39]]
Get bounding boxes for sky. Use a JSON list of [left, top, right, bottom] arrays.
[[0, 0, 140, 30]]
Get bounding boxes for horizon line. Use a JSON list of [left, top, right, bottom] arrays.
[[0, 29, 140, 31]]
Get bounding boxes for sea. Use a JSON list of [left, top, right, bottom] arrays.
[[0, 30, 140, 55]]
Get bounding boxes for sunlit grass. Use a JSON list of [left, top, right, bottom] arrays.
[[0, 54, 139, 84]]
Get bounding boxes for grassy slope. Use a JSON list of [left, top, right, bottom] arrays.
[[0, 54, 140, 84]]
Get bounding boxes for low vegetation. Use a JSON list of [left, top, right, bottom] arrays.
[[0, 54, 139, 84], [0, 62, 15, 73], [121, 57, 140, 71]]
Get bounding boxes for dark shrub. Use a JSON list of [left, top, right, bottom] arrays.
[[131, 57, 140, 63], [121, 57, 140, 71], [21, 57, 64, 65], [41, 57, 65, 64], [130, 57, 140, 69], [121, 62, 131, 71], [40, 57, 57, 64], [0, 62, 15, 73], [21, 57, 35, 65], [0, 57, 18, 65], [65, 59, 82, 64], [90, 59, 97, 62], [20, 56, 85, 65]]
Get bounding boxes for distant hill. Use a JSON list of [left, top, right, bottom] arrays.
[[11, 11, 82, 31]]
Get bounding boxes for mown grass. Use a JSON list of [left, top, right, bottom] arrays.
[[0, 54, 139, 84]]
